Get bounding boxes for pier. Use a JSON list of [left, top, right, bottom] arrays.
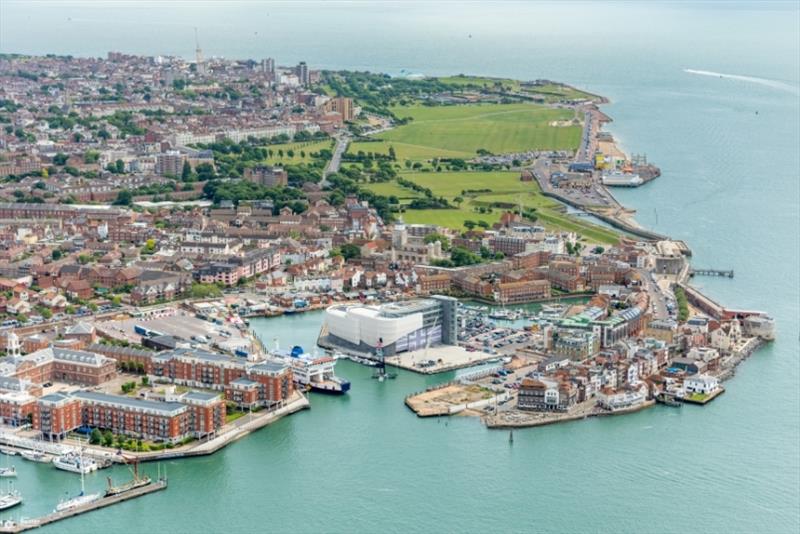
[[689, 268, 734, 278], [0, 479, 168, 533]]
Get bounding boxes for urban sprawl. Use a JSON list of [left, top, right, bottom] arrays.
[[0, 49, 776, 530]]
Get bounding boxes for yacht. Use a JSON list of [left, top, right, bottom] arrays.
[[0, 484, 22, 511], [0, 467, 16, 478], [53, 452, 99, 475], [20, 450, 50, 463]]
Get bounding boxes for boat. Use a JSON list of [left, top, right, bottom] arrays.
[[488, 309, 512, 320], [105, 458, 151, 497], [0, 483, 22, 511], [53, 452, 99, 475], [20, 450, 50, 463], [0, 447, 18, 456], [284, 346, 351, 394], [0, 467, 16, 478], [54, 447, 100, 512], [350, 355, 379, 367]]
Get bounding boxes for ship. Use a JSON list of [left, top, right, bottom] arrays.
[[53, 452, 99, 475], [284, 346, 351, 394]]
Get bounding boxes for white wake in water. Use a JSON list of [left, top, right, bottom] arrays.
[[684, 69, 799, 94]]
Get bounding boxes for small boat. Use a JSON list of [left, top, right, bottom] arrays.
[[0, 467, 16, 478], [0, 484, 22, 511], [0, 447, 18, 456], [53, 452, 98, 475], [21, 450, 51, 463]]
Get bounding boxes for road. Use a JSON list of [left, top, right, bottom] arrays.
[[639, 268, 670, 320], [322, 134, 350, 185]]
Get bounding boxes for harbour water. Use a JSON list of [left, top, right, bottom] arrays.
[[1, 2, 798, 532]]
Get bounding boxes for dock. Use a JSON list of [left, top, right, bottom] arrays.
[[0, 479, 167, 533]]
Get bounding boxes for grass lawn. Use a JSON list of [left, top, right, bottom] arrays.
[[437, 75, 521, 92], [267, 140, 334, 164], [226, 411, 248, 423], [394, 171, 619, 244], [377, 103, 581, 155], [362, 180, 423, 201], [521, 83, 598, 103]]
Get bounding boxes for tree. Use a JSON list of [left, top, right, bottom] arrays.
[[463, 220, 477, 231], [113, 190, 132, 206], [453, 196, 464, 207], [593, 246, 605, 254], [51, 249, 62, 260], [89, 428, 102, 445], [53, 152, 68, 166], [115, 159, 125, 173], [340, 243, 361, 260], [102, 430, 114, 447], [181, 160, 192, 181], [477, 220, 490, 229]]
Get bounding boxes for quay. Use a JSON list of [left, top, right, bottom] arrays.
[[484, 400, 656, 429], [0, 478, 168, 533]]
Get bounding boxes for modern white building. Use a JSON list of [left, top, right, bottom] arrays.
[[683, 374, 720, 396], [323, 296, 458, 356]]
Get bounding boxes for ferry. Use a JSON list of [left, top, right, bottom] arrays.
[[0, 485, 22, 511], [284, 346, 351, 394], [53, 452, 99, 475], [601, 169, 643, 187]]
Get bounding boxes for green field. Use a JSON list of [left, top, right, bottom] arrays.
[[521, 83, 599, 103], [376, 103, 581, 156], [362, 181, 422, 201], [393, 171, 619, 244], [267, 140, 334, 163], [348, 140, 471, 162]]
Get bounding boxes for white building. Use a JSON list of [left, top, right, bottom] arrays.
[[683, 374, 720, 396]]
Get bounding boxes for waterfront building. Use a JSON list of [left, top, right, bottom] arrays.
[[323, 296, 459, 356], [517, 377, 577, 412], [683, 374, 720, 396], [34, 389, 226, 443]]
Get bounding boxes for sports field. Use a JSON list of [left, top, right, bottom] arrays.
[[376, 103, 581, 155]]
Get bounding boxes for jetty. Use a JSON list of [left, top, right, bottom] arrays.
[[0, 478, 167, 533], [689, 268, 734, 278]]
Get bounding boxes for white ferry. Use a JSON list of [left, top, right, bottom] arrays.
[[284, 346, 351, 394], [601, 170, 643, 187], [53, 452, 99, 475]]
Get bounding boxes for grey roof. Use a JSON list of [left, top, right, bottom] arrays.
[[249, 360, 288, 375], [71, 391, 187, 416], [181, 391, 222, 403], [86, 344, 154, 359], [0, 376, 25, 392], [65, 322, 95, 335], [53, 347, 112, 366], [230, 377, 259, 387], [40, 392, 71, 404]]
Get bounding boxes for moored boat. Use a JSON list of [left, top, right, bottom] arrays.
[[20, 450, 51, 463], [53, 452, 98, 475], [0, 484, 22, 511]]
